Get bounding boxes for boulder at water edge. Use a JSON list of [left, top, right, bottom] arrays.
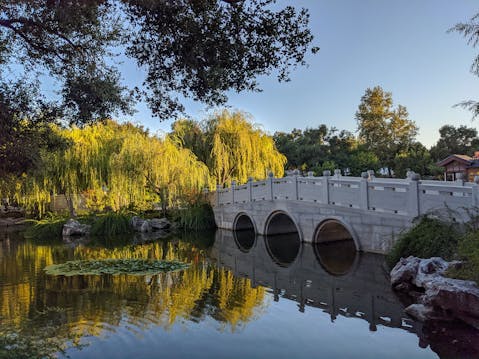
[[391, 256, 479, 329], [62, 219, 91, 237]]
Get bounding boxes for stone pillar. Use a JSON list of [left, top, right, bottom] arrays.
[[247, 177, 253, 202], [360, 171, 369, 210], [408, 173, 420, 217], [455, 172, 465, 186], [321, 170, 330, 204], [293, 169, 300, 200], [231, 180, 236, 204], [268, 171, 274, 201], [334, 169, 342, 178], [473, 176, 479, 206]]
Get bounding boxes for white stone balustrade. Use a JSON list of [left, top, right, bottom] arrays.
[[214, 172, 479, 220]]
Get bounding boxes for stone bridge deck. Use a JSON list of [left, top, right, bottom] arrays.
[[212, 172, 478, 253]]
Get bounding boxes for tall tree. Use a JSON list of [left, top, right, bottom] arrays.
[[356, 86, 418, 175], [0, 0, 318, 123], [429, 125, 479, 161], [171, 111, 286, 186], [0, 0, 317, 180], [449, 12, 479, 118]]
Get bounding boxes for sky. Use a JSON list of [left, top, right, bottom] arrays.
[[84, 1, 479, 147]]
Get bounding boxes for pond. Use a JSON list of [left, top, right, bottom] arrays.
[[0, 228, 470, 358]]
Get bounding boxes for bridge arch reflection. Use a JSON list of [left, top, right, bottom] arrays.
[[233, 213, 256, 232], [314, 219, 359, 275]]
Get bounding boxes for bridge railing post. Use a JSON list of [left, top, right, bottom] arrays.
[[473, 176, 479, 207], [231, 180, 236, 204], [247, 177, 253, 202], [293, 169, 299, 200], [268, 172, 274, 201], [321, 170, 330, 204], [360, 172, 369, 210], [407, 173, 420, 218]]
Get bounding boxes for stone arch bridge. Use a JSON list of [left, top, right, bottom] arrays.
[[212, 172, 479, 254]]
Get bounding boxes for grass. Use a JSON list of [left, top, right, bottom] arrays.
[[386, 216, 460, 268], [23, 215, 68, 241], [447, 230, 479, 283], [90, 212, 134, 237], [172, 202, 216, 231], [44, 258, 189, 276]]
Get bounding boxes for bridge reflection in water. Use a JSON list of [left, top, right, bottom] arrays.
[[213, 229, 418, 333]]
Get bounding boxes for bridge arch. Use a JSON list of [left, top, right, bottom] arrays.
[[314, 218, 359, 250], [264, 210, 302, 238], [313, 218, 360, 276], [264, 211, 302, 268], [233, 212, 256, 232], [233, 213, 257, 252]]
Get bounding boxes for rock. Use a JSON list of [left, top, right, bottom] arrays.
[[391, 256, 479, 329], [62, 219, 91, 236], [391, 256, 420, 287], [405, 304, 438, 322], [130, 216, 151, 233], [149, 218, 171, 230]]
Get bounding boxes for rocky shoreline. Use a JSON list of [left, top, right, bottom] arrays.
[[391, 256, 479, 330]]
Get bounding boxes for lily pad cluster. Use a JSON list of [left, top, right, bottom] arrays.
[[44, 259, 189, 276]]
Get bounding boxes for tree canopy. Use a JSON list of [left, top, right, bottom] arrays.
[[0, 0, 318, 123], [356, 86, 418, 174], [429, 125, 479, 161], [171, 110, 286, 186]]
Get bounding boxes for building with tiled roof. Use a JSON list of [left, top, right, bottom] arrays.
[[437, 152, 479, 181]]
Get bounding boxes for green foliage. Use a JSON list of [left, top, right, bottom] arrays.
[[429, 125, 479, 162], [387, 216, 460, 268], [23, 216, 68, 241], [173, 202, 216, 231], [171, 110, 286, 186], [356, 86, 418, 175], [44, 259, 189, 276], [8, 120, 211, 216], [1, 1, 316, 122], [448, 231, 479, 283], [393, 142, 436, 178], [274, 125, 379, 176], [90, 212, 133, 237]]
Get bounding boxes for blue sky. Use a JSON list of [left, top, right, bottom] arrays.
[[113, 1, 479, 147]]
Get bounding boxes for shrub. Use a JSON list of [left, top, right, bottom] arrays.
[[90, 212, 133, 237], [448, 230, 479, 283], [387, 216, 460, 268], [172, 202, 216, 231], [23, 215, 68, 241]]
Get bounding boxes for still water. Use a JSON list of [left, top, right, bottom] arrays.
[[0, 228, 459, 359]]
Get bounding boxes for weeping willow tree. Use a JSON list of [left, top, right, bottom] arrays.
[[171, 110, 286, 187], [5, 120, 211, 217]]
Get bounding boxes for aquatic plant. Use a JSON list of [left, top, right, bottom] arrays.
[[44, 259, 190, 276]]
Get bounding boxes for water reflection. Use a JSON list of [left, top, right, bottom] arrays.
[[265, 233, 301, 267], [215, 230, 413, 332], [1, 228, 474, 358], [314, 239, 358, 276], [234, 229, 256, 252]]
